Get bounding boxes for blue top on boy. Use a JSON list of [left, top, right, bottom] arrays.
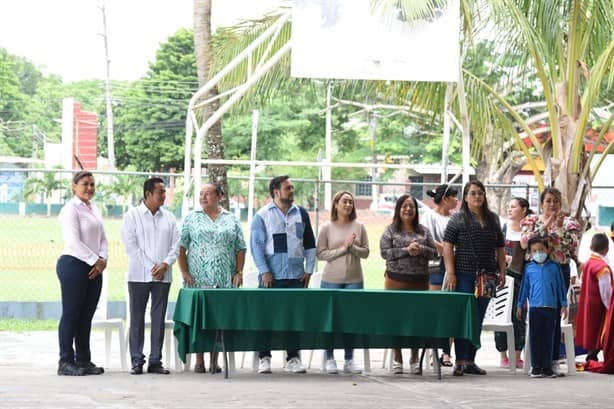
[[517, 238, 568, 313]]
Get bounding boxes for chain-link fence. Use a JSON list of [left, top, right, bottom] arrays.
[[1, 167, 545, 319]]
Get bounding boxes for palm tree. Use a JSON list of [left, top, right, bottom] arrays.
[[198, 0, 613, 219], [108, 171, 144, 213], [22, 167, 66, 216], [375, 0, 614, 219], [193, 0, 229, 209]]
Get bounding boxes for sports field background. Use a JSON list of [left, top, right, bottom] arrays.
[[0, 213, 390, 303]]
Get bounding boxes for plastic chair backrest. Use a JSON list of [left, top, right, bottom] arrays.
[[483, 275, 515, 325]]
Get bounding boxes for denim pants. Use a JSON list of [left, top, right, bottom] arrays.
[[258, 278, 304, 360], [529, 307, 558, 370], [552, 262, 571, 360], [454, 272, 489, 362], [56, 255, 102, 364], [320, 280, 364, 361]]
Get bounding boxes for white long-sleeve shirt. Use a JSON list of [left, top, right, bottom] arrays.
[[59, 196, 108, 266], [120, 203, 180, 283]]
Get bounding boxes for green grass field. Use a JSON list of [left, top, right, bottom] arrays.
[[0, 215, 388, 302]]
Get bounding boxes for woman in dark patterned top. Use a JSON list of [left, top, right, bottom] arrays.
[[380, 194, 437, 375], [443, 181, 506, 377]]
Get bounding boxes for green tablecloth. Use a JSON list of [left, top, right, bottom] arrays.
[[173, 288, 480, 362]]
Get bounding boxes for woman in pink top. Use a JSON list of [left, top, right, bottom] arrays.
[[316, 191, 369, 375], [56, 171, 108, 376]]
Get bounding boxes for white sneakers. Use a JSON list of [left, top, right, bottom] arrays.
[[258, 357, 272, 374], [326, 359, 362, 374], [284, 357, 307, 373], [343, 359, 362, 374], [409, 361, 421, 375], [392, 360, 403, 374], [259, 356, 307, 374], [325, 359, 338, 374]]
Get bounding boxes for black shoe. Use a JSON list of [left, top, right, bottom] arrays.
[[131, 365, 143, 375], [58, 361, 86, 376], [542, 368, 557, 378], [147, 364, 170, 375], [77, 361, 104, 375], [194, 364, 205, 373], [530, 367, 543, 378], [210, 365, 222, 374], [452, 364, 464, 376], [463, 363, 487, 375]]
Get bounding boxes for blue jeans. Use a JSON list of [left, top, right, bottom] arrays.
[[552, 262, 571, 360], [56, 255, 102, 364], [258, 278, 304, 360], [454, 272, 489, 362], [320, 280, 364, 360]]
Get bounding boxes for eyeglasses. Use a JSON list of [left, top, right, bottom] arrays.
[[467, 191, 485, 197]]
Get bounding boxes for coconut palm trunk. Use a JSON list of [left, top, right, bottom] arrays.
[[193, 0, 229, 209]]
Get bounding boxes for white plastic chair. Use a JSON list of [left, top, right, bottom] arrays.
[[92, 275, 128, 371], [125, 284, 182, 372], [483, 275, 516, 372]]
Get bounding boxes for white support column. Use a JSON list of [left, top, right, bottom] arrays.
[[457, 58, 471, 187], [246, 110, 259, 277], [441, 83, 453, 184]]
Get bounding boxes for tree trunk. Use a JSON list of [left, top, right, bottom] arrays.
[[477, 126, 527, 217], [193, 0, 229, 209]]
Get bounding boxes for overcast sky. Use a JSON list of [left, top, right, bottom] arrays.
[[0, 0, 287, 82]]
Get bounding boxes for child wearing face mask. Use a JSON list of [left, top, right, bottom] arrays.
[[517, 237, 568, 378]]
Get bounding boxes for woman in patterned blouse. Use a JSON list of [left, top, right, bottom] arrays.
[[380, 194, 437, 375], [520, 187, 581, 372], [177, 183, 247, 373], [443, 180, 506, 377]]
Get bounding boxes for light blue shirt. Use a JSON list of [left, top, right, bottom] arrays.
[[250, 202, 316, 280]]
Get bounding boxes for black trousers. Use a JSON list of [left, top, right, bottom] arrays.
[[529, 307, 558, 370], [56, 255, 102, 364]]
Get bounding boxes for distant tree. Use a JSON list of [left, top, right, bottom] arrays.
[[113, 29, 197, 171], [22, 167, 66, 216]]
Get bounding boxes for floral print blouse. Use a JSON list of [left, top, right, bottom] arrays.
[[179, 208, 246, 288], [520, 214, 581, 264]]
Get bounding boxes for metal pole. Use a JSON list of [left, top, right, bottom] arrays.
[[369, 112, 378, 210], [324, 82, 332, 210], [246, 110, 259, 280], [100, 1, 115, 169]]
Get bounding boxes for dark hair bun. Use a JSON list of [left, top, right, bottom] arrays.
[[426, 189, 437, 198]]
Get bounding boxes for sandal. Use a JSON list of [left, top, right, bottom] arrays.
[[194, 364, 205, 373], [439, 355, 453, 367]]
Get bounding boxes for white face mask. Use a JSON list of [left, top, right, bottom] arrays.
[[532, 251, 548, 264]]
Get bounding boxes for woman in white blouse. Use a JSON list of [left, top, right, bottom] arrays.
[[56, 171, 108, 376]]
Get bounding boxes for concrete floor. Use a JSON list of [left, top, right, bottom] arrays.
[[1, 330, 613, 409]]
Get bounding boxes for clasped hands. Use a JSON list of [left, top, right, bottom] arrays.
[[407, 240, 422, 256]]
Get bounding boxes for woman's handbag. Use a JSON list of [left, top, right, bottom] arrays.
[[475, 269, 499, 298], [468, 227, 499, 298]]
